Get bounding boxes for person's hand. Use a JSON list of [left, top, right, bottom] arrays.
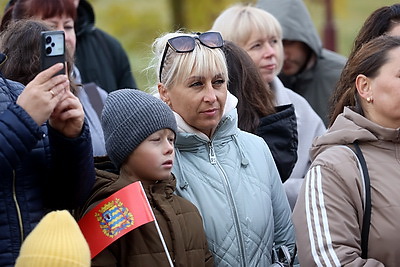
[[16, 63, 69, 126], [49, 89, 85, 138]]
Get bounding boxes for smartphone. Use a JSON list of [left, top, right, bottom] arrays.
[[40, 30, 65, 75]]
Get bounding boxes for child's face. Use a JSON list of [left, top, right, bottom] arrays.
[[121, 129, 175, 185]]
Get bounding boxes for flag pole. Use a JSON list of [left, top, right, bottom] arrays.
[[139, 182, 174, 267]]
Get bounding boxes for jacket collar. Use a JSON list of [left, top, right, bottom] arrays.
[[311, 107, 400, 160]]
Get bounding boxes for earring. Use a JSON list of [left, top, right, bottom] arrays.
[[367, 97, 373, 103]]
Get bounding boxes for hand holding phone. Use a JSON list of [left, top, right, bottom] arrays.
[[40, 30, 65, 76]]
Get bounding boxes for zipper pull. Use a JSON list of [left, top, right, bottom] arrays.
[[208, 142, 217, 165]]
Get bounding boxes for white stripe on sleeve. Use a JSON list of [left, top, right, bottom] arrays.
[[305, 168, 324, 267], [305, 166, 341, 267]]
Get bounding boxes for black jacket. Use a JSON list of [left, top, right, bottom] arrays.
[[75, 0, 137, 92], [256, 104, 298, 182]]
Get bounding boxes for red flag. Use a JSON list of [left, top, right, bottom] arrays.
[[78, 181, 155, 258]]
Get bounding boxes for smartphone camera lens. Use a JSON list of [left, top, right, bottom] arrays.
[[45, 36, 52, 44], [46, 47, 52, 55]]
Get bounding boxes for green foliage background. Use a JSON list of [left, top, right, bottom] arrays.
[[0, 0, 399, 91]]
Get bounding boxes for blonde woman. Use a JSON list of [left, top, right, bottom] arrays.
[[212, 4, 326, 209], [150, 31, 296, 266]]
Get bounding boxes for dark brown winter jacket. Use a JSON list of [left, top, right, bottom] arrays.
[[76, 157, 213, 267]]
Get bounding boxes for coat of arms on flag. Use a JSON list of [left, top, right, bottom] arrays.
[[78, 182, 155, 258], [95, 198, 134, 238]]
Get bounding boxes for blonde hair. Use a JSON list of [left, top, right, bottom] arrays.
[[212, 4, 284, 74], [150, 31, 228, 89]]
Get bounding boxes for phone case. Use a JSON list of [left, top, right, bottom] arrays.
[[40, 30, 65, 75]]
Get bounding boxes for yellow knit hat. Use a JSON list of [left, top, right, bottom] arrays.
[[15, 210, 91, 267]]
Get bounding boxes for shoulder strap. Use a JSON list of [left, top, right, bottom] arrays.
[[352, 141, 371, 259], [83, 82, 103, 119]]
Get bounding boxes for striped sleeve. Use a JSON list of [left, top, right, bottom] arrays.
[[303, 165, 341, 267], [293, 159, 372, 267]]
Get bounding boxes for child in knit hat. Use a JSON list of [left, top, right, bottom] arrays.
[[15, 210, 90, 267], [76, 89, 213, 266]]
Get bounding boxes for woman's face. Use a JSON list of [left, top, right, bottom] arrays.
[[241, 30, 282, 84], [41, 14, 76, 56], [159, 71, 228, 137], [363, 46, 400, 128]]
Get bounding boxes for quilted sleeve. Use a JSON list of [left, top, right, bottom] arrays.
[[0, 103, 44, 175]]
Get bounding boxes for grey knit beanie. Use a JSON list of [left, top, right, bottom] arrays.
[[101, 89, 177, 168]]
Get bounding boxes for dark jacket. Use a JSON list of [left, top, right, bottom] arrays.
[[257, 0, 347, 126], [0, 78, 95, 267], [256, 104, 298, 182], [77, 157, 213, 267], [75, 0, 137, 92]]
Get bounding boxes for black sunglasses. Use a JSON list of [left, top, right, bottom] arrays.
[[158, 31, 224, 82]]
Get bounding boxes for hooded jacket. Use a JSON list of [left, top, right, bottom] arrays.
[[0, 78, 95, 267], [172, 93, 296, 266], [257, 0, 347, 126], [77, 157, 213, 267], [75, 0, 136, 92], [293, 107, 400, 266]]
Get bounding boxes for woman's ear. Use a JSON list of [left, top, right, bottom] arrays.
[[355, 74, 372, 101], [158, 83, 171, 106]]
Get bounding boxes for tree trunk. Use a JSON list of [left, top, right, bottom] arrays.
[[170, 0, 185, 30]]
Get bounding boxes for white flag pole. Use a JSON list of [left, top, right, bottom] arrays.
[[139, 182, 174, 267]]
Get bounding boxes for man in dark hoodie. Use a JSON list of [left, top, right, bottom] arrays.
[[257, 0, 346, 126], [74, 0, 137, 92]]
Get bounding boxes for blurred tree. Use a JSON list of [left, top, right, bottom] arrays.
[[1, 0, 399, 90], [170, 0, 185, 30], [167, 0, 256, 32], [186, 0, 255, 31], [323, 0, 336, 51]]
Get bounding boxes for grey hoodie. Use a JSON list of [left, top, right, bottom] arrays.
[[257, 0, 346, 126]]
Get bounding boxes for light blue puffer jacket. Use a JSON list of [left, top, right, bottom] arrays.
[[172, 107, 296, 267]]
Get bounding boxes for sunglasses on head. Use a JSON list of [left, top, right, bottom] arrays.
[[159, 31, 224, 82]]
